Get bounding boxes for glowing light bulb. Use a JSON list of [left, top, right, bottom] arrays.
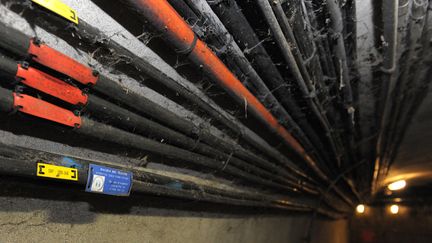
[[388, 180, 406, 191], [390, 204, 399, 214], [356, 204, 365, 214]]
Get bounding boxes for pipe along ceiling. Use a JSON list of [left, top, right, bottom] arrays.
[[0, 0, 431, 218]]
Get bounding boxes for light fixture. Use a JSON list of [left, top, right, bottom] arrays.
[[390, 204, 399, 214], [387, 180, 406, 191], [356, 204, 365, 214]]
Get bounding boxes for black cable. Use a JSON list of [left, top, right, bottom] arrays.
[[302, 160, 366, 243]]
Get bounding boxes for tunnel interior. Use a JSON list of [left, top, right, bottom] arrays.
[[0, 0, 431, 242]]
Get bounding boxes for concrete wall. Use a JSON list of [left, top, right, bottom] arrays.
[[0, 180, 348, 243]]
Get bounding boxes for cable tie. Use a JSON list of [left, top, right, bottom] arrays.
[[176, 34, 198, 56]]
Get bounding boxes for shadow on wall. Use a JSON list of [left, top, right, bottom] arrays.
[[350, 205, 432, 243]]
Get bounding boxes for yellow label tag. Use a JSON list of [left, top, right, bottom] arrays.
[[36, 162, 78, 181], [32, 0, 78, 24]]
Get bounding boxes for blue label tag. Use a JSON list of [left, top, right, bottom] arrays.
[[86, 164, 133, 196]]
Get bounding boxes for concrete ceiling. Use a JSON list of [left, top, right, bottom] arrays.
[[387, 86, 432, 186]]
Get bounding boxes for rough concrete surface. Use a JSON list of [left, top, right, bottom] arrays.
[[0, 194, 347, 243]]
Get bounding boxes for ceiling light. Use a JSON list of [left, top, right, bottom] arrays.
[[387, 180, 406, 191], [356, 204, 365, 214], [390, 204, 399, 214]]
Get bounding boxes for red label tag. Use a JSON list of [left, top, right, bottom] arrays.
[[16, 65, 88, 105], [13, 93, 81, 128], [28, 40, 98, 86]]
